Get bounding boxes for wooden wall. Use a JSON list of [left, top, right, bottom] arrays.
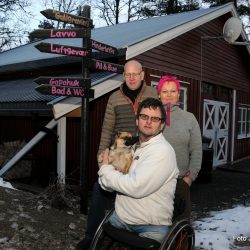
[[235, 90, 250, 160], [65, 93, 112, 188], [1, 12, 250, 187], [0, 94, 112, 188], [0, 116, 57, 186], [137, 14, 250, 92], [143, 67, 201, 123], [136, 13, 250, 161]]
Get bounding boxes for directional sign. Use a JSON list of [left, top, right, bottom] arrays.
[[34, 77, 91, 88], [36, 84, 94, 98], [35, 42, 91, 57], [30, 28, 91, 39], [41, 9, 93, 28], [87, 59, 124, 74], [90, 39, 118, 55]]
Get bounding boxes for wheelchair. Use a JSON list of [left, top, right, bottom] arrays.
[[89, 195, 195, 250]]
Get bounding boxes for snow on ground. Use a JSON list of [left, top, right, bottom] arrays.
[[1, 179, 249, 249], [193, 206, 250, 250], [0, 178, 15, 190]]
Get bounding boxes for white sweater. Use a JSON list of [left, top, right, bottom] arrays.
[[98, 133, 179, 226]]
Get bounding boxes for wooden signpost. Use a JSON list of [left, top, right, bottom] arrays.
[[36, 85, 94, 98], [35, 42, 90, 57], [30, 28, 91, 39], [88, 58, 124, 73], [90, 39, 119, 55], [34, 76, 91, 87], [33, 5, 124, 214], [40, 9, 93, 28]]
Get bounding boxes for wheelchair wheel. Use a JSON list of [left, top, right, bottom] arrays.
[[90, 211, 195, 250], [90, 210, 134, 249], [91, 229, 126, 250], [90, 209, 114, 250], [160, 219, 195, 250]]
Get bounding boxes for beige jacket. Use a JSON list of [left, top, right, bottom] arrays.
[[98, 82, 157, 155]]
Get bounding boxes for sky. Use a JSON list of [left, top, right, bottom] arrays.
[[29, 1, 106, 31], [27, 1, 249, 42], [29, 1, 44, 30], [1, 178, 249, 250]]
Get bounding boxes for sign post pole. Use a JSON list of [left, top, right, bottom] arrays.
[[80, 5, 91, 214], [33, 5, 124, 214]]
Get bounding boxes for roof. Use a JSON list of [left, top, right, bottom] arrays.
[[0, 71, 114, 102], [0, 3, 248, 117], [0, 72, 121, 114], [0, 3, 245, 68]]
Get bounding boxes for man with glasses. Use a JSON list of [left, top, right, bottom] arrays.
[[76, 60, 157, 250], [99, 98, 179, 243]]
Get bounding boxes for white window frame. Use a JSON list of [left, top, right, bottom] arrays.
[[247, 108, 250, 137], [150, 77, 188, 111], [237, 105, 250, 139], [179, 87, 187, 111]]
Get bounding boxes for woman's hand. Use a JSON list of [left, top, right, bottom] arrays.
[[183, 176, 192, 187], [100, 148, 110, 167]]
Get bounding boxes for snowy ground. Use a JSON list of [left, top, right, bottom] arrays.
[[1, 178, 250, 250], [0, 177, 16, 190], [193, 206, 250, 250]]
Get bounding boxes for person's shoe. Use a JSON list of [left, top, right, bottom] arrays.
[[75, 238, 92, 250]]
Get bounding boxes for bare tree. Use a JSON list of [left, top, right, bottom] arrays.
[[92, 0, 143, 26], [203, 0, 250, 39], [137, 0, 200, 16], [0, 0, 32, 51], [237, 0, 250, 37]]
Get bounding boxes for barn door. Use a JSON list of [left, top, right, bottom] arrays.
[[203, 99, 229, 167]]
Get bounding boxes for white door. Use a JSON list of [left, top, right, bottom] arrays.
[[203, 99, 229, 167]]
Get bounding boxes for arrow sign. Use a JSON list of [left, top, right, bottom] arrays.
[[90, 39, 118, 55], [35, 42, 91, 57], [34, 77, 91, 88], [30, 28, 91, 39], [36, 84, 94, 98], [87, 59, 124, 74], [41, 9, 93, 28]]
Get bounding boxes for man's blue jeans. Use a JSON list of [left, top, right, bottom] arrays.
[[109, 210, 169, 243], [85, 181, 115, 240]]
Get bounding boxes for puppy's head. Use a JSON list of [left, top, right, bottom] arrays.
[[115, 132, 133, 147]]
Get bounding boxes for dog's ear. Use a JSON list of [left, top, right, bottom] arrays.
[[125, 136, 139, 146]]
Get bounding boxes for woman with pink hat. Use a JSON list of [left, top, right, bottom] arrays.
[[158, 75, 202, 220]]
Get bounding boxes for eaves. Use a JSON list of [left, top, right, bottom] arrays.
[[126, 3, 250, 59]]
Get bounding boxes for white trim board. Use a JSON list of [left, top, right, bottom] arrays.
[[52, 74, 123, 119]]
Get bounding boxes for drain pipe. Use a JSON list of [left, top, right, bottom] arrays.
[[0, 119, 58, 177], [230, 90, 236, 163]]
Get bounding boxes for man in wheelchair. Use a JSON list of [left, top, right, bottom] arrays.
[[97, 98, 179, 244]]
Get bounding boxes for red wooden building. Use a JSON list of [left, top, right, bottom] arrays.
[[0, 3, 249, 187]]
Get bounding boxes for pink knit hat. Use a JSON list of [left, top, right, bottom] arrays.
[[157, 76, 181, 94]]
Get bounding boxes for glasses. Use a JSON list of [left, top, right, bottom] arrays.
[[139, 114, 163, 123], [124, 72, 142, 78]]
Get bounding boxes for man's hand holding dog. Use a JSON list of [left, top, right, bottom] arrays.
[[99, 148, 129, 173]]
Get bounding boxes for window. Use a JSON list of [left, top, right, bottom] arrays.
[[248, 109, 250, 137], [237, 105, 250, 139], [179, 87, 187, 110], [151, 80, 188, 111]]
